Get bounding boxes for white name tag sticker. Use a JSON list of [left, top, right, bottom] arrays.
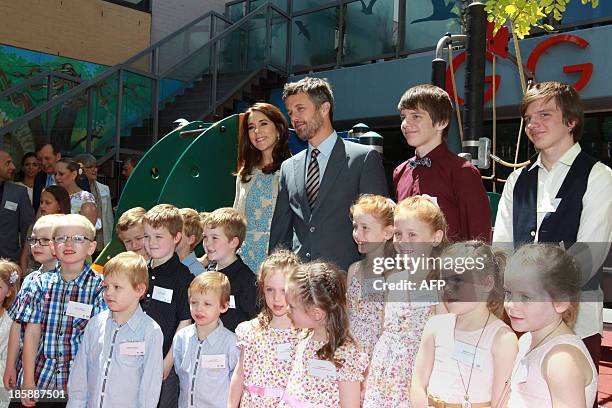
[[4, 201, 17, 211], [120, 341, 145, 356], [152, 286, 173, 303], [307, 359, 337, 379], [513, 360, 529, 384], [229, 295, 236, 309], [410, 289, 439, 307], [65, 301, 93, 319], [453, 340, 484, 370], [276, 343, 292, 361], [201, 354, 226, 369]]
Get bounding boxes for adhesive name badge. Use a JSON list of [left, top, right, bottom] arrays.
[[229, 295, 236, 309], [513, 360, 529, 384], [120, 341, 145, 356], [3, 201, 17, 211], [307, 359, 337, 379], [453, 340, 485, 370], [409, 289, 439, 307], [201, 354, 226, 369], [276, 343, 292, 361], [65, 301, 93, 319], [152, 286, 173, 303]]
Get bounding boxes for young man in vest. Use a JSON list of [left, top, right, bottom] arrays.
[[494, 81, 612, 375]]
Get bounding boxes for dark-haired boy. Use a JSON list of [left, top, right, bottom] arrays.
[[393, 84, 491, 242]]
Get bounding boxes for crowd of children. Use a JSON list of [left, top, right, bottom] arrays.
[[0, 80, 603, 408]]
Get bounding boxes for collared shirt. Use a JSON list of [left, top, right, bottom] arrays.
[[494, 143, 612, 338], [173, 321, 240, 408], [140, 253, 193, 356], [305, 131, 338, 183], [25, 263, 107, 390], [393, 143, 492, 242], [67, 307, 164, 408], [213, 256, 258, 332], [45, 173, 55, 187], [181, 252, 206, 277]]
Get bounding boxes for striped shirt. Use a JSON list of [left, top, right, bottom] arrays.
[[25, 264, 107, 390]]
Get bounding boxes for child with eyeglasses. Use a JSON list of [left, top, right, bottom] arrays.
[[20, 214, 107, 407], [3, 214, 63, 398]]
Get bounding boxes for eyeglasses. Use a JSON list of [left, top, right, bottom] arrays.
[[26, 237, 51, 247], [53, 235, 93, 244]]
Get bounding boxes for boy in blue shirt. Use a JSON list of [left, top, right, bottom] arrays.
[[21, 214, 106, 406], [173, 272, 239, 408], [68, 251, 163, 408]]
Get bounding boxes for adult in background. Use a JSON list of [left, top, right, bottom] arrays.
[[269, 77, 388, 271], [233, 102, 291, 273], [0, 149, 35, 273], [14, 152, 40, 204], [55, 158, 98, 226], [32, 142, 61, 212], [122, 155, 139, 180], [75, 154, 114, 250]]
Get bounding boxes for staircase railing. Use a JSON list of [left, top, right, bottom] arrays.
[[0, 3, 288, 163]]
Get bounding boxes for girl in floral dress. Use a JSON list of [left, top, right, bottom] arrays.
[[363, 196, 447, 408], [228, 250, 302, 407], [347, 194, 394, 358], [281, 262, 369, 408]]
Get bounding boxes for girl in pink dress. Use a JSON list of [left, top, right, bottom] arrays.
[[281, 262, 369, 408], [228, 250, 302, 408], [411, 241, 518, 408], [347, 194, 394, 359], [363, 196, 447, 408], [504, 244, 598, 408]]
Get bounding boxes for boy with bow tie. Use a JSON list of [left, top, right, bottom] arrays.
[[392, 84, 492, 242]]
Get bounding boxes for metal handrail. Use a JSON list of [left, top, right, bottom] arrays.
[[0, 70, 81, 100]]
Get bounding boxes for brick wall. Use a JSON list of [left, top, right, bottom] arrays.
[[0, 0, 151, 66]]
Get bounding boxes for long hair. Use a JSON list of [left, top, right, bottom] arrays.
[[256, 250, 301, 328], [286, 262, 353, 367], [236, 103, 290, 183], [57, 158, 90, 192], [16, 152, 38, 182], [42, 185, 71, 215]]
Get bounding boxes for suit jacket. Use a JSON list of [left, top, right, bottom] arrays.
[[32, 171, 48, 212], [0, 182, 35, 263], [269, 136, 388, 271]]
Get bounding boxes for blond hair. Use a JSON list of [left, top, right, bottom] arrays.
[[0, 259, 21, 309], [203, 208, 247, 247], [350, 194, 394, 227], [144, 204, 183, 237], [180, 208, 203, 251], [188, 271, 231, 306], [52, 214, 96, 240], [116, 207, 146, 232], [257, 250, 301, 328], [33, 214, 64, 230], [104, 252, 149, 295]]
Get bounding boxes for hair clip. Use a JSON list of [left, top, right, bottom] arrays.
[[9, 271, 18, 285]]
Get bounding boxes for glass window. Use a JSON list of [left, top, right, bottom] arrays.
[[342, 0, 397, 64], [271, 11, 289, 70], [404, 0, 461, 52], [292, 0, 336, 14], [227, 2, 246, 22], [291, 7, 338, 71]]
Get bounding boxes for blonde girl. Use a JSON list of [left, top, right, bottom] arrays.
[[228, 250, 301, 407], [504, 244, 597, 408], [0, 260, 21, 408], [411, 241, 518, 408]]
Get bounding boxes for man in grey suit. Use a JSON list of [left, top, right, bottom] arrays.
[[269, 77, 388, 271], [0, 150, 35, 272]]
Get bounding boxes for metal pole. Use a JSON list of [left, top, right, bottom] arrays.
[[114, 70, 124, 162], [463, 2, 486, 163], [397, 0, 406, 58], [265, 3, 272, 66], [431, 59, 446, 89], [152, 49, 160, 143], [45, 74, 53, 140]]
